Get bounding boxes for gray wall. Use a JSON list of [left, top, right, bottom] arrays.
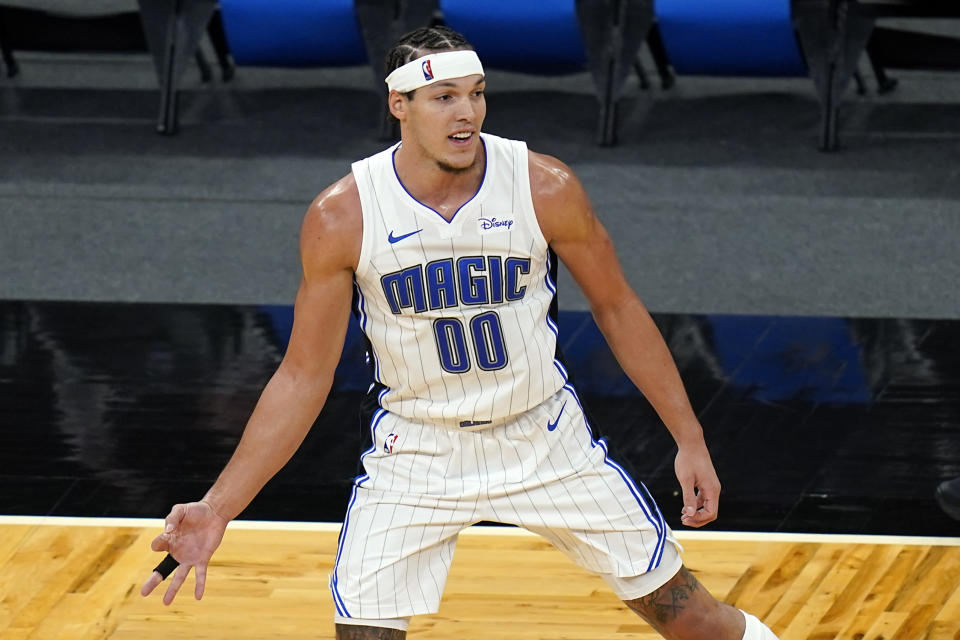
[[2, 51, 958, 318]]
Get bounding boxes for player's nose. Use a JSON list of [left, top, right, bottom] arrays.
[[455, 97, 479, 122]]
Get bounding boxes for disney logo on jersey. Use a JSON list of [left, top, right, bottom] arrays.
[[478, 216, 515, 234]]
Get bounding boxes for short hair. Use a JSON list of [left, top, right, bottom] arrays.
[[384, 25, 474, 98]]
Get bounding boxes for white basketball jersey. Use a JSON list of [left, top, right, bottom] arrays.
[[351, 133, 567, 427]]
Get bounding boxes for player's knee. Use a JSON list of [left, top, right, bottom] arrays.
[[334, 616, 409, 639], [628, 601, 727, 640]]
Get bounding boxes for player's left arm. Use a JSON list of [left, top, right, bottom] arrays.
[[529, 151, 719, 528]]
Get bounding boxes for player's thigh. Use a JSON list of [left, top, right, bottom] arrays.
[[334, 412, 480, 618], [497, 387, 677, 579], [332, 484, 475, 619]]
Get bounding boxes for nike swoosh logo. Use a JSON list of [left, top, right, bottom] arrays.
[[547, 401, 567, 432], [388, 229, 423, 244]]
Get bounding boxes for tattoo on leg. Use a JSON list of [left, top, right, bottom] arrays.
[[625, 566, 700, 629], [335, 624, 406, 640]]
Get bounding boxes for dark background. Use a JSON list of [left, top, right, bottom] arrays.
[[1, 18, 958, 537]]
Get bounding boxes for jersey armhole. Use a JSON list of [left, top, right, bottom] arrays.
[[351, 158, 374, 281], [514, 142, 549, 255]]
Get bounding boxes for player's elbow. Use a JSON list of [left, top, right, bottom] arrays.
[[590, 293, 646, 332], [273, 359, 334, 411]]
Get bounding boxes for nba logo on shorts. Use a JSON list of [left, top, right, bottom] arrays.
[[384, 433, 400, 454], [421, 60, 434, 81]]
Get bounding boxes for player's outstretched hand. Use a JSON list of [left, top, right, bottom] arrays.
[[674, 440, 721, 528], [140, 501, 229, 605]]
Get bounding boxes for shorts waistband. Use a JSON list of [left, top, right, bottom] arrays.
[[384, 387, 566, 432]]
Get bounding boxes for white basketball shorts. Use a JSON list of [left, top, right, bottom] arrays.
[[329, 384, 683, 620]]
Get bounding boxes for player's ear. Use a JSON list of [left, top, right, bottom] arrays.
[[388, 90, 409, 122]]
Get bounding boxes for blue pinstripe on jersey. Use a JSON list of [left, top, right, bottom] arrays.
[[544, 253, 568, 384], [553, 359, 569, 382], [562, 383, 667, 571], [352, 281, 383, 384], [331, 403, 390, 615]]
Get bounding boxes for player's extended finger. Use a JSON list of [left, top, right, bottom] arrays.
[[194, 563, 207, 600], [140, 570, 163, 597], [162, 564, 192, 606], [149, 532, 170, 552]]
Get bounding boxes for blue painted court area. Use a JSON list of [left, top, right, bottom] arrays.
[[1, 300, 956, 536], [258, 306, 873, 404]]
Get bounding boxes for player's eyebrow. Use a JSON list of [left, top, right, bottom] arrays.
[[430, 76, 486, 89]]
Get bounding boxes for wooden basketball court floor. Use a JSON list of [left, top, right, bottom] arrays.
[[1, 517, 957, 640]]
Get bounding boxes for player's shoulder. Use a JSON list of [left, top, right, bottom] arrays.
[[526, 149, 591, 218], [305, 173, 361, 228], [526, 150, 584, 204], [300, 173, 362, 272], [302, 174, 361, 239]]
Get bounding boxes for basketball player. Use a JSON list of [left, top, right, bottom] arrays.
[[142, 26, 779, 640]]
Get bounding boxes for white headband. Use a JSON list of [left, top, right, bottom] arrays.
[[385, 50, 484, 93]]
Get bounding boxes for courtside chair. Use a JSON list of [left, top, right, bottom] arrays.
[[146, 0, 432, 135], [650, 0, 960, 150], [0, 1, 231, 132], [439, 0, 654, 145], [792, 0, 960, 150], [353, 0, 436, 140], [650, 0, 857, 151], [216, 0, 433, 138]]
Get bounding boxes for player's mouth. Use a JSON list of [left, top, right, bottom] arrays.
[[448, 130, 475, 146]]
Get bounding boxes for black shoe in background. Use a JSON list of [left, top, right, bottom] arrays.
[[935, 477, 960, 521]]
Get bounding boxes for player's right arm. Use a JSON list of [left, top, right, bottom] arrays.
[[141, 175, 362, 605], [200, 176, 361, 523]]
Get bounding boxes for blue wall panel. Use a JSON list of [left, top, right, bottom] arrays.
[[655, 0, 806, 76], [220, 0, 367, 67], [441, 0, 586, 74]]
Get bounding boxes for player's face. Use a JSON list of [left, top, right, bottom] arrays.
[[394, 74, 487, 173]]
